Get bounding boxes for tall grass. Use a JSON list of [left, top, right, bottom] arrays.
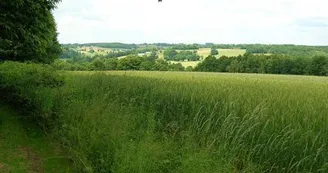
[[1, 62, 328, 172], [60, 71, 328, 172]]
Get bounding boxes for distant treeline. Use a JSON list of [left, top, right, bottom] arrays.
[[195, 54, 328, 76], [60, 47, 157, 60], [164, 49, 201, 61], [62, 43, 328, 57], [62, 42, 137, 49], [57, 43, 328, 76], [60, 48, 134, 60], [53, 54, 188, 71]]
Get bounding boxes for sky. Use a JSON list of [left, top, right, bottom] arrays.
[[53, 0, 328, 45]]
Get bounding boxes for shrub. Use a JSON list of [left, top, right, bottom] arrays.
[[0, 61, 64, 128]]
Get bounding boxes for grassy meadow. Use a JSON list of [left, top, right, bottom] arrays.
[[2, 62, 328, 172], [65, 70, 328, 172], [169, 61, 201, 68], [217, 48, 246, 57], [173, 48, 246, 58]]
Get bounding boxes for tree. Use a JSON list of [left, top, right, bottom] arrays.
[[140, 61, 155, 71], [210, 48, 219, 55], [117, 55, 144, 70], [163, 48, 178, 60], [92, 59, 105, 70], [146, 51, 158, 62], [309, 56, 328, 76], [104, 59, 118, 70], [175, 51, 200, 61], [194, 56, 218, 72], [154, 59, 169, 71], [168, 63, 185, 71], [0, 0, 61, 63]]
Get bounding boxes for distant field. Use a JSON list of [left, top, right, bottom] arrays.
[[197, 48, 211, 57], [117, 55, 127, 59], [217, 48, 246, 57], [158, 51, 164, 60], [169, 61, 201, 67], [176, 48, 247, 58], [166, 48, 247, 67], [253, 53, 273, 56], [175, 48, 210, 58], [73, 46, 247, 61], [77, 46, 114, 56]]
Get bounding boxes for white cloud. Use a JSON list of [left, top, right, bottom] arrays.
[[53, 0, 328, 45]]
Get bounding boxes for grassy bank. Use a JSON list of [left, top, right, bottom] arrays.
[[0, 104, 71, 173], [1, 62, 328, 172]]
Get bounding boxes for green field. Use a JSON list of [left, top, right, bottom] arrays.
[[175, 48, 246, 58], [217, 48, 246, 57], [2, 61, 328, 172], [67, 70, 328, 172], [169, 60, 201, 67]]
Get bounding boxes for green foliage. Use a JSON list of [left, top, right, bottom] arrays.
[[164, 49, 200, 61], [168, 63, 185, 71], [176, 51, 201, 61], [185, 66, 194, 72], [194, 56, 218, 72], [92, 59, 105, 70], [0, 0, 61, 63], [117, 55, 144, 70], [140, 61, 155, 71], [64, 43, 137, 49], [195, 54, 328, 76], [0, 61, 64, 128], [53, 54, 188, 72], [0, 105, 72, 172], [172, 43, 200, 50], [163, 48, 178, 60], [241, 44, 328, 57], [104, 58, 118, 70], [309, 56, 328, 76], [153, 59, 169, 71], [210, 48, 219, 55]]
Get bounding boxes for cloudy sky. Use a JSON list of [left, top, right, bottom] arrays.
[[53, 0, 328, 45]]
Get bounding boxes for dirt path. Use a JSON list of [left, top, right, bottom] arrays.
[[0, 104, 72, 173]]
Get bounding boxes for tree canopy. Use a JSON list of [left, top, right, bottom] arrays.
[[0, 0, 61, 63]]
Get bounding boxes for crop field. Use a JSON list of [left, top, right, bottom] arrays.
[[3, 62, 328, 172], [217, 48, 247, 57], [76, 46, 114, 56], [196, 48, 211, 57], [0, 62, 328, 173], [63, 70, 328, 172], [169, 60, 201, 67], [176, 48, 246, 58]]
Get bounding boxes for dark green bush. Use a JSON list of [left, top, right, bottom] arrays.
[[0, 61, 64, 128]]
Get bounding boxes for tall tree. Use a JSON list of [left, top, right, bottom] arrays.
[[0, 0, 62, 63]]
